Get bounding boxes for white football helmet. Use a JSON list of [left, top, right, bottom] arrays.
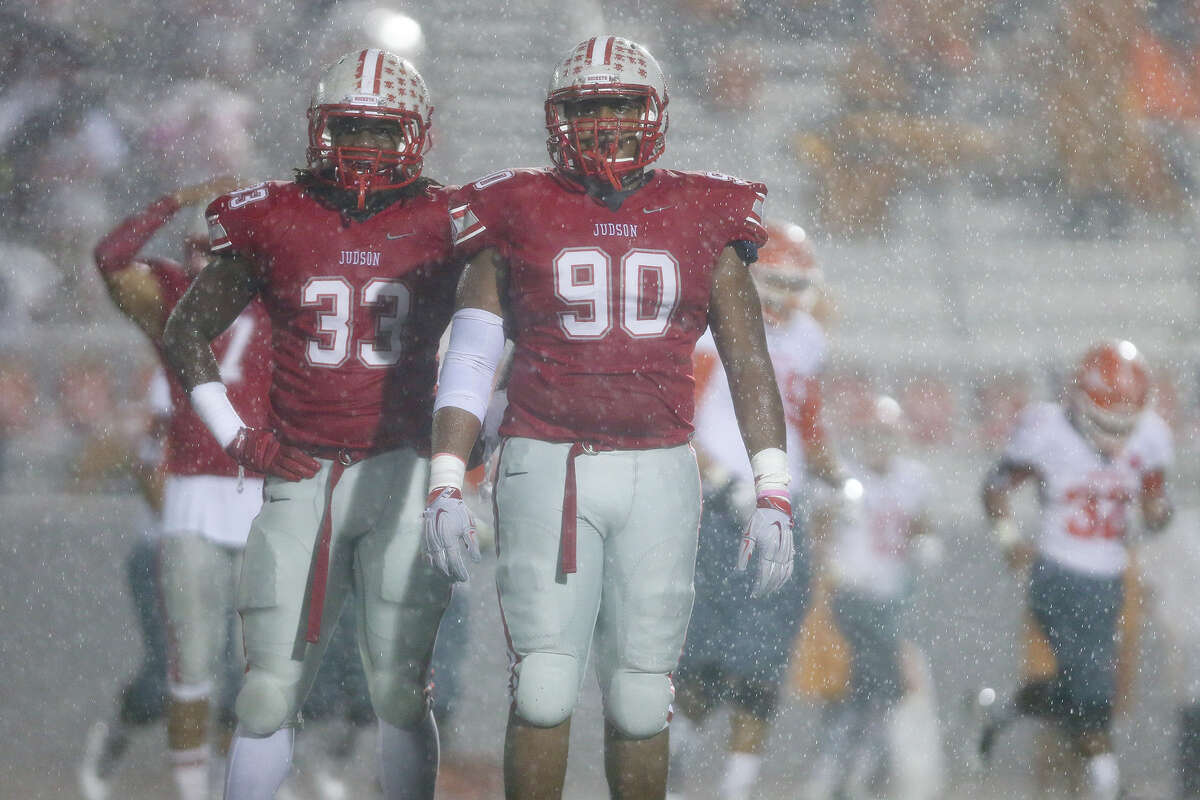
[[545, 35, 668, 187], [1069, 339, 1151, 454], [306, 48, 433, 206], [752, 221, 822, 323]]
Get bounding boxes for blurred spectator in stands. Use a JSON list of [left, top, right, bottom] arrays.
[[793, 0, 996, 237], [0, 10, 96, 237], [0, 241, 59, 333], [32, 185, 115, 324], [141, 80, 260, 190], [1129, 0, 1200, 206], [704, 40, 764, 113], [1047, 0, 1186, 237]]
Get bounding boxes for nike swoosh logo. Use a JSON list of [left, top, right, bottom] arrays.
[[267, 497, 289, 503], [642, 205, 673, 214], [386, 232, 414, 240]]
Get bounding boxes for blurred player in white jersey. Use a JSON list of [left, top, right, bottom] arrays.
[[87, 177, 272, 800], [802, 395, 942, 800], [979, 340, 1173, 800], [668, 221, 842, 800]]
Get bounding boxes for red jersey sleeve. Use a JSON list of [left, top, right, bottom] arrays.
[[94, 195, 182, 275], [708, 173, 768, 250], [448, 169, 538, 262], [205, 181, 280, 261]]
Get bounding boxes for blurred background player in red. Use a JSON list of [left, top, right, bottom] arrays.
[[163, 48, 461, 800], [801, 395, 943, 800], [85, 175, 272, 800], [979, 339, 1174, 800], [423, 34, 792, 800], [668, 221, 842, 800]]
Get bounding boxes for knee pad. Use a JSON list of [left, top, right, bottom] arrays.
[[606, 670, 673, 739], [235, 669, 297, 737], [368, 669, 430, 729], [514, 652, 579, 728]]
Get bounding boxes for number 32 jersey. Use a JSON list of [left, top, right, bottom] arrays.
[[1003, 401, 1173, 577], [450, 168, 768, 449], [206, 181, 459, 453]]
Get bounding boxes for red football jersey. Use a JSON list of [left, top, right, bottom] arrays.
[[450, 168, 767, 448], [94, 195, 272, 478], [150, 261, 273, 476], [206, 180, 458, 452]]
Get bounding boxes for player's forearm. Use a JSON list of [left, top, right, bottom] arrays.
[[94, 195, 179, 276], [162, 314, 221, 390], [1142, 472, 1173, 531], [727, 358, 787, 457], [430, 407, 483, 488]]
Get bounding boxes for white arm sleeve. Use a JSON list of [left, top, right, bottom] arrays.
[[189, 381, 246, 448], [433, 307, 506, 424]]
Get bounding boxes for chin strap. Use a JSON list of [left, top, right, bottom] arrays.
[[353, 172, 370, 210], [600, 155, 622, 191]]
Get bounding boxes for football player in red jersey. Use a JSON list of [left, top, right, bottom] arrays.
[[89, 174, 272, 800], [978, 340, 1173, 800], [162, 50, 460, 800], [422, 36, 792, 800]]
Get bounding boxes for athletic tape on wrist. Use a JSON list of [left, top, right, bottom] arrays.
[[750, 447, 790, 495], [429, 452, 467, 492]]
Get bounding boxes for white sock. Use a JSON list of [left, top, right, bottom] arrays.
[[720, 752, 762, 800], [1085, 752, 1120, 800], [378, 712, 439, 800], [224, 727, 294, 800], [668, 715, 700, 795], [169, 747, 209, 800]]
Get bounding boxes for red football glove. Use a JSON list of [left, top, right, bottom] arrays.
[[736, 490, 795, 598], [226, 428, 320, 482]]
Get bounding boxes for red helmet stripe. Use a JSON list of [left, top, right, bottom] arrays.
[[357, 48, 385, 94], [589, 35, 613, 66], [371, 50, 384, 94]]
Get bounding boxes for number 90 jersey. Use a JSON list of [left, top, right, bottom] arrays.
[[206, 180, 460, 453], [450, 168, 768, 449], [1003, 401, 1173, 577]]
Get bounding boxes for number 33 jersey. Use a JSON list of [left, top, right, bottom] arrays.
[[450, 168, 768, 449], [1003, 401, 1173, 577], [206, 181, 460, 453]]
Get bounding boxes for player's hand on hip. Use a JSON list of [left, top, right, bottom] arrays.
[[422, 487, 480, 582], [736, 491, 794, 598], [226, 427, 320, 481]]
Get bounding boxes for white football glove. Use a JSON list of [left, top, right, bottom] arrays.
[[736, 492, 795, 598], [421, 487, 480, 582]]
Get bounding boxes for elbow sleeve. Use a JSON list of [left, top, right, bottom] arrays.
[[433, 307, 506, 424]]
